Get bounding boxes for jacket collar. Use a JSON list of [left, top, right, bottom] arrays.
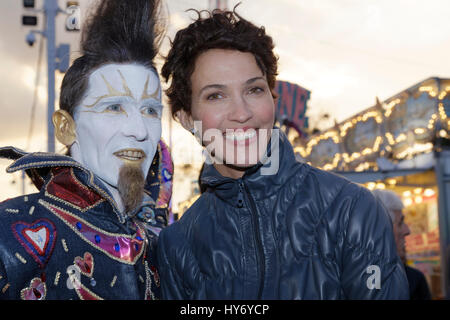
[[0, 141, 173, 224], [0, 146, 127, 223], [200, 128, 306, 206]]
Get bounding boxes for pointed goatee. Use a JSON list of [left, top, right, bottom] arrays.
[[117, 164, 145, 216]]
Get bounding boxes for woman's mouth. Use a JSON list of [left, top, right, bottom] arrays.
[[223, 127, 259, 145]]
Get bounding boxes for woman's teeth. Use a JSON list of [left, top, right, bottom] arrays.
[[225, 130, 257, 141]]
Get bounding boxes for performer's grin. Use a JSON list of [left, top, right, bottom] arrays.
[[113, 148, 146, 162]]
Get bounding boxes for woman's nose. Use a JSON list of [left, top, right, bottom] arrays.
[[228, 94, 253, 123]]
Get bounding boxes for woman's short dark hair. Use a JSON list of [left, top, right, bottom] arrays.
[[59, 0, 165, 117], [161, 7, 278, 119]]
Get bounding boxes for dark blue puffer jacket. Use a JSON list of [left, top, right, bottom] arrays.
[[157, 130, 409, 299]]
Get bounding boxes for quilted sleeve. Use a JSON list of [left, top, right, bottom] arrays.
[[157, 227, 188, 300], [340, 186, 410, 299]]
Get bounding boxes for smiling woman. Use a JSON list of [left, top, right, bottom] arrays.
[[158, 7, 409, 300], [186, 49, 275, 178]]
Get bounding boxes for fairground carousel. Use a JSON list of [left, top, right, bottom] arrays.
[[295, 77, 450, 299]]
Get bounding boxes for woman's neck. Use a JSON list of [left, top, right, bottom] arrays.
[[213, 163, 246, 180]]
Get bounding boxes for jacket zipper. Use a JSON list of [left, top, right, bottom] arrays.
[[237, 180, 265, 299]]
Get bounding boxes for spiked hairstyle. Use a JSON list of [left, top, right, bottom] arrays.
[[59, 0, 165, 117]]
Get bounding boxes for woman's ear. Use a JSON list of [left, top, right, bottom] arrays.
[[52, 109, 77, 147], [176, 110, 194, 132]]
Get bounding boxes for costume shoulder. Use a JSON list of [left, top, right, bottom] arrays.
[[0, 193, 47, 258]]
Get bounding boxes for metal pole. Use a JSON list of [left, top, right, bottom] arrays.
[[45, 0, 58, 153]]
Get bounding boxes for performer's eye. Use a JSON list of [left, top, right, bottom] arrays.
[[142, 105, 160, 118], [105, 104, 123, 113]]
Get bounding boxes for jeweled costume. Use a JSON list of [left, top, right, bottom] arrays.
[[0, 141, 173, 300]]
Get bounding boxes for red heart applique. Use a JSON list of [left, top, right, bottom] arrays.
[[74, 252, 94, 277], [20, 277, 47, 300]]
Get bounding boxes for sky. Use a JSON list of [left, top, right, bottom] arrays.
[[1, 0, 450, 210]]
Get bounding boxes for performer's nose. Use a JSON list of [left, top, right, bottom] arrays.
[[122, 112, 148, 141]]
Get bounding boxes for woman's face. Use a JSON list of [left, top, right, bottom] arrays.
[[188, 49, 275, 178]]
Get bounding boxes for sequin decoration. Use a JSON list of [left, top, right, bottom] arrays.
[[40, 200, 145, 264], [156, 140, 173, 209], [20, 277, 47, 300], [74, 252, 94, 277]]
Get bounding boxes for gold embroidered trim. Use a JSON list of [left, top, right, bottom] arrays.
[[22, 156, 124, 222], [5, 209, 19, 214], [74, 282, 104, 300], [61, 239, 69, 252], [54, 271, 61, 286], [85, 172, 123, 222], [39, 199, 144, 265], [44, 168, 105, 213], [110, 275, 117, 288], [6, 151, 125, 222], [144, 260, 155, 300], [2, 283, 10, 294], [15, 253, 27, 264], [29, 206, 35, 215], [6, 160, 82, 173]]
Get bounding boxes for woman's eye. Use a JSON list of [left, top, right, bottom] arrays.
[[206, 93, 224, 100], [105, 104, 123, 112], [249, 87, 264, 94]]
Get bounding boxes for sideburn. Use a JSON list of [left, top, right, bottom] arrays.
[[117, 164, 145, 216]]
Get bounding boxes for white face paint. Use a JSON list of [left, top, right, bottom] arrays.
[[70, 63, 162, 189]]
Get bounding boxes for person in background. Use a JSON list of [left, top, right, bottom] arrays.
[[157, 7, 409, 299], [372, 189, 432, 300]]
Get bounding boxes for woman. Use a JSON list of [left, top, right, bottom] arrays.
[[158, 8, 409, 299]]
